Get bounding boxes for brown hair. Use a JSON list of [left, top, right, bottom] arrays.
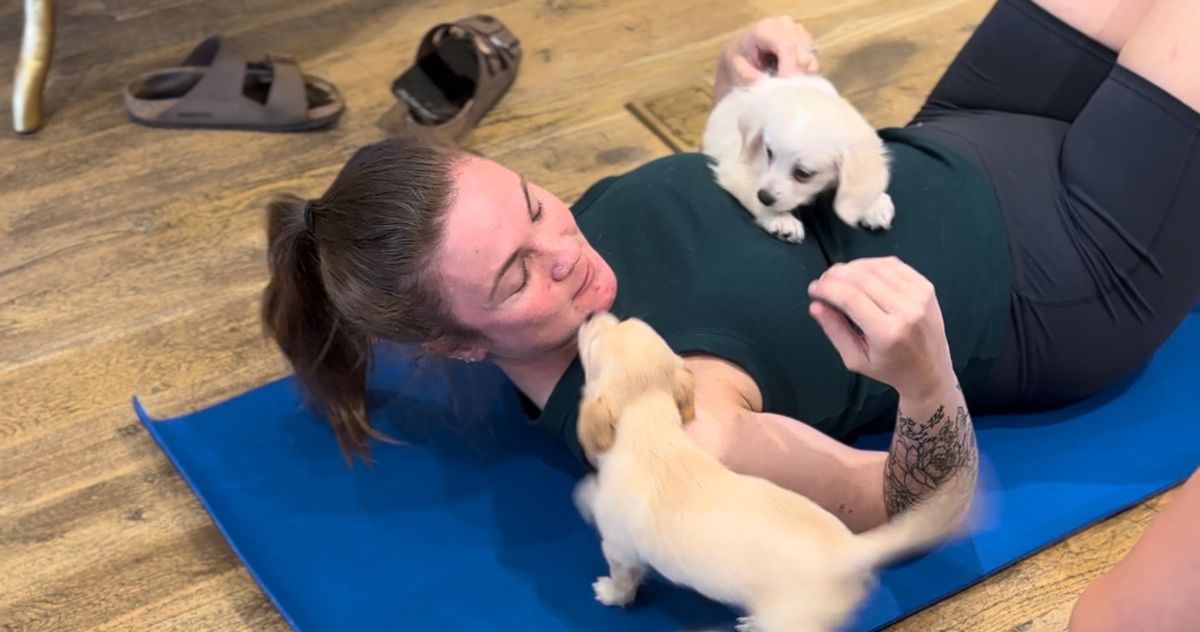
[[262, 136, 476, 462]]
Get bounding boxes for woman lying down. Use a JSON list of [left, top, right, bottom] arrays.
[[262, 1, 1200, 629]]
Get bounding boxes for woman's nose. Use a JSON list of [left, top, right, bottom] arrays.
[[548, 238, 580, 282]]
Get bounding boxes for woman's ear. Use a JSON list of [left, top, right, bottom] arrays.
[[578, 391, 618, 460], [422, 337, 486, 362], [673, 364, 696, 423]]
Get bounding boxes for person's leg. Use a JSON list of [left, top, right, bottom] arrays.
[[990, 0, 1200, 407], [1069, 469, 1200, 632], [914, 0, 1137, 124], [1031, 0, 1200, 400], [1032, 0, 1156, 52], [913, 0, 1200, 410], [1117, 0, 1200, 111], [1028, 0, 1200, 602]]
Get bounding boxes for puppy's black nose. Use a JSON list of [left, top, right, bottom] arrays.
[[583, 311, 600, 324], [757, 189, 776, 206]]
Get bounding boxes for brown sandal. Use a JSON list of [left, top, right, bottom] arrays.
[[124, 36, 344, 132], [392, 15, 522, 142]]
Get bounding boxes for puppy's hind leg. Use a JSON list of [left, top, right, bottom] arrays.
[[593, 538, 645, 607]]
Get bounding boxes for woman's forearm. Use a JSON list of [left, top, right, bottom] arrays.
[[884, 380, 979, 518], [714, 410, 889, 532]]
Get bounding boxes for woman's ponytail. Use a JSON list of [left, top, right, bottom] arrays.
[[262, 194, 386, 462]]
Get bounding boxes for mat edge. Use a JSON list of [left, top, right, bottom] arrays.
[[133, 395, 301, 632]]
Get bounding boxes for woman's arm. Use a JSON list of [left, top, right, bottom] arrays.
[[702, 403, 891, 533], [685, 258, 979, 532], [712, 16, 821, 108], [806, 258, 980, 520], [691, 388, 974, 533], [884, 382, 977, 518]]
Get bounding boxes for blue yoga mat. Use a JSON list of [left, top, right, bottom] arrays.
[[136, 310, 1200, 631]]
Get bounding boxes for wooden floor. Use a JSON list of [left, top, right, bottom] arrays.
[[0, 0, 1175, 629]]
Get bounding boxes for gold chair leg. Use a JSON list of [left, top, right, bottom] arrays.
[[13, 0, 55, 134]]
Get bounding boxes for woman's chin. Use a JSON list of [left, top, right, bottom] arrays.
[[592, 266, 618, 311]]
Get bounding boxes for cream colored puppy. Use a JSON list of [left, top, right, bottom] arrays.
[[702, 74, 894, 243], [573, 312, 973, 632]]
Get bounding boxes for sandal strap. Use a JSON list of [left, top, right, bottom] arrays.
[[264, 53, 309, 122], [159, 41, 310, 126], [160, 42, 250, 124], [180, 35, 224, 67], [420, 14, 522, 81]]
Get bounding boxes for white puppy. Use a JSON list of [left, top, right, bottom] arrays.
[[573, 313, 974, 632], [702, 74, 895, 243]]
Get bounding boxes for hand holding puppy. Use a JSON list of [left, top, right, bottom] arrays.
[[808, 257, 956, 401], [714, 16, 820, 103]]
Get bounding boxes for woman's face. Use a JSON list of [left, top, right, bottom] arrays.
[[434, 156, 617, 361]]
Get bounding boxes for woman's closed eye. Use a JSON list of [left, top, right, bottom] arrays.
[[508, 198, 545, 297]]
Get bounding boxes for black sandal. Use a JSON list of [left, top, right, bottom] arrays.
[[392, 15, 522, 142]]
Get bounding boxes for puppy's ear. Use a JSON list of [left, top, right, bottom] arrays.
[[578, 392, 618, 460], [740, 126, 765, 163], [735, 102, 766, 163], [834, 141, 890, 224], [673, 365, 696, 423]]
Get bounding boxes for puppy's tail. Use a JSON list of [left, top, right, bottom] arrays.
[[851, 469, 978, 570]]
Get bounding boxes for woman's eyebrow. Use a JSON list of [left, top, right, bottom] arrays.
[[487, 175, 535, 303], [521, 174, 535, 219]]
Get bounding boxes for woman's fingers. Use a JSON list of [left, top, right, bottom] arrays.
[[809, 301, 868, 372], [730, 53, 763, 85], [820, 262, 908, 314], [870, 256, 928, 293], [853, 258, 910, 295], [811, 257, 956, 394], [769, 28, 800, 75], [808, 275, 887, 337], [800, 24, 820, 72], [723, 17, 819, 85]]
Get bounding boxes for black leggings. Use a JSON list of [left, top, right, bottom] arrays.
[[906, 0, 1200, 411]]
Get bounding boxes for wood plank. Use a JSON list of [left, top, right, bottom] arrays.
[[622, 0, 992, 153], [627, 82, 713, 153], [2, 522, 247, 630], [91, 570, 286, 632], [888, 496, 1168, 631], [0, 299, 283, 509]]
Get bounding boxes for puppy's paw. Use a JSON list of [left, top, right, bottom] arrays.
[[858, 193, 895, 231], [757, 214, 805, 243], [593, 576, 636, 607], [735, 616, 761, 632]]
